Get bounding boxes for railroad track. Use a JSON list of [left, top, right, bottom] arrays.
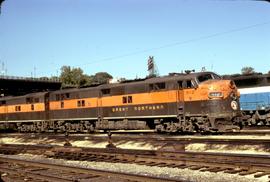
[[0, 144, 270, 179], [51, 147, 270, 178], [0, 156, 179, 182], [1, 132, 270, 146]]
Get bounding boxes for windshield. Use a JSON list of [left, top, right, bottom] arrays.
[[197, 73, 221, 83]]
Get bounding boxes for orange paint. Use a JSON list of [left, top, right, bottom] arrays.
[[49, 98, 98, 110], [0, 103, 45, 114], [183, 80, 235, 101]]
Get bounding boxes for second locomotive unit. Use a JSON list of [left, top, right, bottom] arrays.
[[0, 71, 241, 133]]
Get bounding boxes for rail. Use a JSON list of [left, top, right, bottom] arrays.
[[0, 144, 270, 179], [0, 156, 179, 182]]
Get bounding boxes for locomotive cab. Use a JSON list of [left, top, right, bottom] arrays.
[[181, 72, 241, 132]]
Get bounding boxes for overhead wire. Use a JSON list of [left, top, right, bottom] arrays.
[[72, 20, 270, 68]]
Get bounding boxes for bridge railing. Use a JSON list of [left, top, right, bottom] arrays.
[[0, 75, 61, 83]]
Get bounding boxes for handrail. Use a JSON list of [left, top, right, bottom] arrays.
[[0, 75, 61, 83]]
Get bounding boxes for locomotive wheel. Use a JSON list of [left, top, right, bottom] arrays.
[[182, 121, 194, 132]]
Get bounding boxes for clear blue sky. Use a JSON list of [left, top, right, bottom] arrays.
[[0, 0, 269, 79]]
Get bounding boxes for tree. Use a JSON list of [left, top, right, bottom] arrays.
[[50, 76, 60, 82], [70, 67, 85, 86], [82, 75, 94, 86], [241, 67, 255, 75], [60, 66, 86, 87], [92, 72, 113, 84], [59, 66, 113, 88]]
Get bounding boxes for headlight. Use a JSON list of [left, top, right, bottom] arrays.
[[209, 92, 223, 98]]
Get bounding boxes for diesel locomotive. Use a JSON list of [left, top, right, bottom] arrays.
[[0, 71, 241, 133], [228, 73, 270, 126]]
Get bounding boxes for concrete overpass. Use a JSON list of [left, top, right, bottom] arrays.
[[0, 75, 61, 96]]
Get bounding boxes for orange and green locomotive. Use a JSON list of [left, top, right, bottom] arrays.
[[0, 71, 241, 133]]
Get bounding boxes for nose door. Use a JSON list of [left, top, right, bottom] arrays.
[[177, 81, 184, 116], [4, 101, 8, 121], [97, 92, 103, 120], [45, 93, 50, 121]]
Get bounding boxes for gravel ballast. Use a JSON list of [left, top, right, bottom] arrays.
[[0, 154, 268, 182]]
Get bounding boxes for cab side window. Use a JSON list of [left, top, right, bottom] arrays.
[[34, 98, 39, 103], [26, 97, 33, 104], [56, 93, 70, 101], [149, 82, 166, 91], [182, 80, 195, 89], [101, 89, 111, 96], [56, 94, 60, 101], [186, 80, 193, 88], [178, 81, 183, 89]]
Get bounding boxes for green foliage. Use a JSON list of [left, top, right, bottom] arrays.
[[59, 66, 112, 88], [92, 72, 113, 84], [241, 67, 255, 75], [50, 76, 60, 82]]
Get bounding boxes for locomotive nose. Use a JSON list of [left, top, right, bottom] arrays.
[[207, 80, 239, 100], [208, 80, 240, 111]]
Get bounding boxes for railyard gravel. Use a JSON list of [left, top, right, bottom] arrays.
[[0, 154, 268, 182]]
